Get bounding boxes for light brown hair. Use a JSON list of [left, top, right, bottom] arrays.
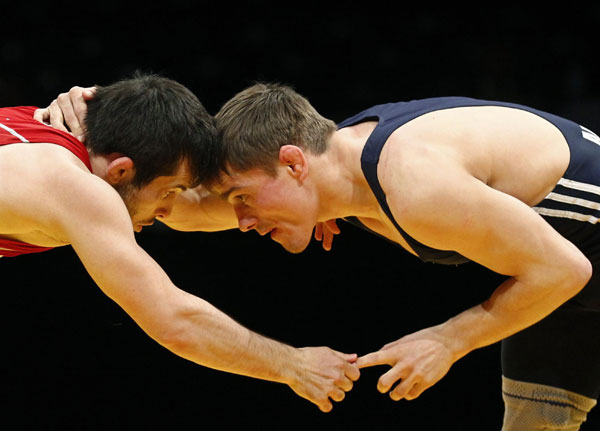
[[214, 83, 336, 177]]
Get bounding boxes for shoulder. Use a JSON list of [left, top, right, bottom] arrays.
[[0, 144, 128, 239], [376, 129, 472, 225]]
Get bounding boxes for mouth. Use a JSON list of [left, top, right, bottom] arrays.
[[257, 226, 274, 236]]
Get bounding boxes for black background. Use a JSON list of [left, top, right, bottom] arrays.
[[1, 4, 599, 430]]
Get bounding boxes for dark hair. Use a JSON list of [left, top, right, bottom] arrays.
[[85, 72, 219, 188], [212, 82, 336, 180]]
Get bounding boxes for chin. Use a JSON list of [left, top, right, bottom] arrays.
[[271, 227, 312, 254], [279, 237, 311, 254]]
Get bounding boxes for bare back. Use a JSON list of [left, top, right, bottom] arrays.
[[382, 106, 570, 207]]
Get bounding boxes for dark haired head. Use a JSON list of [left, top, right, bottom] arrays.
[[85, 72, 219, 188]]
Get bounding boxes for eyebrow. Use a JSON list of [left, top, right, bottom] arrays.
[[218, 186, 242, 201]]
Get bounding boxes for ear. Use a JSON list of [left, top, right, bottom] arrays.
[[279, 145, 308, 181], [105, 156, 136, 185]]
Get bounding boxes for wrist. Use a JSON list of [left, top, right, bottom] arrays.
[[276, 346, 304, 386]]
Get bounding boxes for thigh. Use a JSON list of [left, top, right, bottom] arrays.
[[501, 303, 600, 399]]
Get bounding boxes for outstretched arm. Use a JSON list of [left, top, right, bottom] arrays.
[[0, 156, 358, 412]]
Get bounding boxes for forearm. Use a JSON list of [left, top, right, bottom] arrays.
[[160, 187, 238, 232], [435, 273, 588, 361], [150, 290, 299, 384]]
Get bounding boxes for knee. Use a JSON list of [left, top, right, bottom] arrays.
[[501, 376, 597, 431]]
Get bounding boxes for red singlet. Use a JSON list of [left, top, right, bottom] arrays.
[[0, 106, 92, 257]]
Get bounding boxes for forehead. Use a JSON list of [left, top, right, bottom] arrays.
[[146, 162, 193, 190], [212, 168, 273, 196]]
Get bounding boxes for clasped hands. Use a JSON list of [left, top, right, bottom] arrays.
[[288, 326, 456, 413]]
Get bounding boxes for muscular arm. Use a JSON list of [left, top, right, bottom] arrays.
[[0, 151, 358, 412], [358, 147, 591, 400], [395, 164, 590, 355]]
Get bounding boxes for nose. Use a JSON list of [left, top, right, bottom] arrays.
[[234, 204, 258, 232], [155, 201, 175, 219]]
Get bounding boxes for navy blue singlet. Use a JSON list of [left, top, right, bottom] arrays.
[[337, 96, 600, 266]]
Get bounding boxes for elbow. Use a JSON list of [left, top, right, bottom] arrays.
[[152, 320, 194, 355], [573, 253, 592, 292], [559, 252, 592, 300]]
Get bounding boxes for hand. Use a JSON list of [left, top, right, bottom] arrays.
[[314, 219, 340, 251], [287, 346, 360, 412], [33, 86, 96, 141], [357, 327, 455, 401]]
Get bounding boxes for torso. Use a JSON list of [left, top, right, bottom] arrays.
[[344, 104, 570, 258]]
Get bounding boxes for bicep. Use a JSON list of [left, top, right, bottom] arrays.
[[390, 170, 585, 280]]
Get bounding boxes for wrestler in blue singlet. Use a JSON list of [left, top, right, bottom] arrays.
[[337, 98, 600, 412]]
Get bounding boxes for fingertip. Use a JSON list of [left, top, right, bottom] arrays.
[[346, 353, 358, 362], [83, 89, 96, 99], [319, 403, 333, 413], [377, 382, 390, 394]]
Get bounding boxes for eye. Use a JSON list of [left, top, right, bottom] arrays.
[[236, 194, 248, 204], [162, 190, 175, 199]]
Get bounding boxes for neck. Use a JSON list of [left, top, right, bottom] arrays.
[[311, 125, 380, 222], [88, 151, 110, 180]]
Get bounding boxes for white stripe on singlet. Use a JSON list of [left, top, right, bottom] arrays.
[[533, 207, 599, 224], [0, 122, 29, 143], [533, 178, 600, 224], [581, 125, 600, 146]]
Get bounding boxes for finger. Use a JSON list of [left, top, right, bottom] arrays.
[[322, 230, 333, 251], [70, 87, 90, 138], [405, 382, 425, 400], [378, 365, 410, 394], [318, 399, 333, 413], [390, 377, 419, 401], [356, 351, 390, 368], [33, 108, 49, 124], [314, 223, 323, 241], [329, 388, 346, 403], [82, 86, 97, 100], [324, 219, 340, 234], [56, 89, 84, 137], [343, 363, 360, 382], [331, 351, 357, 362], [336, 375, 354, 392], [47, 101, 68, 133]]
